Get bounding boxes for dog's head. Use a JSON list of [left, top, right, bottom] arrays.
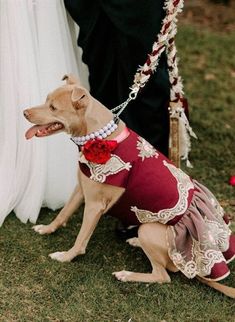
[[24, 74, 91, 139]]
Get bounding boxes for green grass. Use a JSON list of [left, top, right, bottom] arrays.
[[1, 26, 235, 322]]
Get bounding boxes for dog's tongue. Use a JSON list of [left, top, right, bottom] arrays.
[[25, 125, 49, 139]]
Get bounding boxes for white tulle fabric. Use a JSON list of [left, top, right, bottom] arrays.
[[0, 0, 89, 226]]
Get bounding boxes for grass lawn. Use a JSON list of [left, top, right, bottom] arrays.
[[1, 25, 235, 322]]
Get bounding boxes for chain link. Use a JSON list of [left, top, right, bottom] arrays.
[[111, 88, 140, 116]]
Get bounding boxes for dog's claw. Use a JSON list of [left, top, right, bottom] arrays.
[[32, 224, 55, 235], [112, 270, 132, 282]]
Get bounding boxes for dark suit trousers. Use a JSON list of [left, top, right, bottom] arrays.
[[64, 0, 170, 155]]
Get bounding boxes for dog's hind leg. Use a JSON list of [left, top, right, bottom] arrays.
[[33, 183, 84, 235], [113, 222, 177, 283]]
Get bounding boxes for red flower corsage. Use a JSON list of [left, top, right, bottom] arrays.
[[82, 139, 118, 164]]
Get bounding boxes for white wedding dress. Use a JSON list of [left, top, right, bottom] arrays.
[[0, 0, 89, 226]]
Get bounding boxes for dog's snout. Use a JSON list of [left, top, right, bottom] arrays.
[[23, 109, 30, 119]]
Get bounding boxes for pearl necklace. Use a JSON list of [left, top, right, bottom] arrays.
[[71, 118, 119, 146]]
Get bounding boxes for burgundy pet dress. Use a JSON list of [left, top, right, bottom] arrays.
[[76, 129, 235, 281]]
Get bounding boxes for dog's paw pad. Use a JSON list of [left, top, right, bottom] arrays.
[[126, 237, 140, 247], [49, 251, 67, 262], [112, 270, 132, 282]]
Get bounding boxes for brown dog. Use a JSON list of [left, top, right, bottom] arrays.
[[24, 75, 235, 298]]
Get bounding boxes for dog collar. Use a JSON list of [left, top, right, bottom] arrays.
[[112, 126, 130, 143]]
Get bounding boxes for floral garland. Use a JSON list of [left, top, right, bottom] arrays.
[[113, 0, 197, 167], [131, 0, 184, 92]]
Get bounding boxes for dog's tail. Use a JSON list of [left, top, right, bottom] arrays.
[[197, 276, 235, 298]]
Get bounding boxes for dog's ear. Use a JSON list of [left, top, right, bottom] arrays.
[[62, 74, 80, 85], [71, 86, 89, 110]]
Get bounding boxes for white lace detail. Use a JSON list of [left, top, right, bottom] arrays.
[[130, 160, 194, 224], [210, 197, 225, 219], [136, 137, 159, 161], [80, 153, 131, 183], [202, 218, 231, 252], [170, 237, 226, 279]]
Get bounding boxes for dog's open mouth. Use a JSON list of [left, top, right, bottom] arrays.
[[25, 122, 64, 139]]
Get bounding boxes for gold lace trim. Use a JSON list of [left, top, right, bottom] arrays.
[[131, 160, 194, 224], [136, 136, 159, 161], [168, 214, 231, 279], [80, 153, 132, 183]]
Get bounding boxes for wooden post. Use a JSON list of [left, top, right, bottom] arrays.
[[168, 103, 180, 168]]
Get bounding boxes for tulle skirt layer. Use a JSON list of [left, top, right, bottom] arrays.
[[167, 180, 235, 281]]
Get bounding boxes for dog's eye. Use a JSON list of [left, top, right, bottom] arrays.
[[49, 104, 57, 111]]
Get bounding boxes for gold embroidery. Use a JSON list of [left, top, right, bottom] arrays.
[[168, 217, 231, 279], [80, 153, 131, 183], [131, 160, 194, 224], [169, 233, 227, 279], [136, 137, 159, 161]]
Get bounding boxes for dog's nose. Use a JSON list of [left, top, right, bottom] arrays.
[[23, 109, 30, 119]]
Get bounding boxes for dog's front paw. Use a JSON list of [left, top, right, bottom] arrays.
[[32, 224, 56, 235], [112, 270, 132, 282], [49, 251, 73, 262]]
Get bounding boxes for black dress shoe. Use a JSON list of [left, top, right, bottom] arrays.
[[115, 222, 139, 240]]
